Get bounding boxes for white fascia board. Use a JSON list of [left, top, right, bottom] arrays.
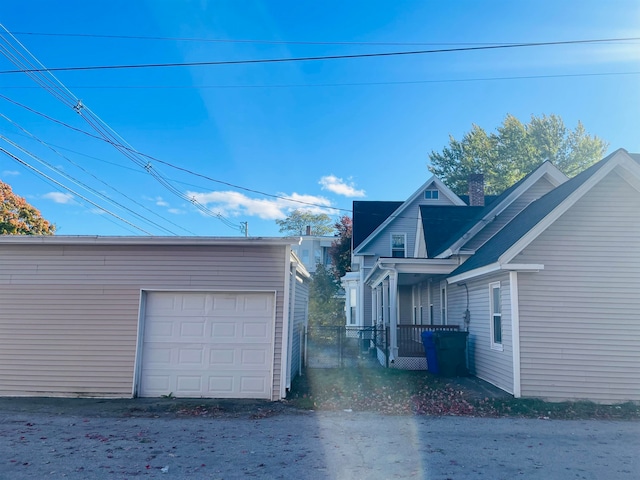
[[365, 258, 459, 286], [446, 162, 568, 256], [499, 150, 634, 265], [0, 235, 302, 247], [447, 263, 501, 284], [446, 262, 543, 284], [352, 175, 465, 256]]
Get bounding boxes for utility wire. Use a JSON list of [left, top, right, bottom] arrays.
[[0, 36, 638, 74], [0, 146, 154, 235], [1, 70, 639, 90], [0, 31, 537, 46], [0, 116, 195, 235], [0, 94, 348, 214], [0, 27, 243, 232]]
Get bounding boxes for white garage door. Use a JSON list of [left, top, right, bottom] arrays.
[[139, 291, 275, 399]]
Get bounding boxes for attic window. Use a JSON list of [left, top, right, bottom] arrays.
[[424, 189, 439, 200]]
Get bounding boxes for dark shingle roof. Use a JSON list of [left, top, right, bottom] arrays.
[[352, 201, 403, 250], [430, 161, 556, 258], [449, 150, 621, 277], [420, 206, 484, 257]]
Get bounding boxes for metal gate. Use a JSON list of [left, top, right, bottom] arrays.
[[305, 325, 382, 368]]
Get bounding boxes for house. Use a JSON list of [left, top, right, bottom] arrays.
[[345, 149, 640, 403], [290, 229, 336, 274], [0, 236, 309, 400]]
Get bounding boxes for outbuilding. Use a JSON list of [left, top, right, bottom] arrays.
[[0, 236, 309, 400]]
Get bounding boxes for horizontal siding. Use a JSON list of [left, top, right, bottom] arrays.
[[449, 274, 513, 394], [290, 278, 309, 381], [0, 244, 287, 399], [515, 170, 640, 403], [463, 177, 555, 252]]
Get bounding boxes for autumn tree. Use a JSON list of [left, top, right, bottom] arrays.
[[428, 114, 609, 195], [276, 209, 334, 236], [0, 180, 55, 235], [307, 264, 345, 327], [328, 215, 352, 279]]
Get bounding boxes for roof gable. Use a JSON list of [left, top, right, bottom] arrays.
[[419, 205, 484, 257], [433, 161, 568, 258], [353, 176, 464, 255], [449, 149, 637, 278]]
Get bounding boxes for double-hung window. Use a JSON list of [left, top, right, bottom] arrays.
[[489, 282, 503, 350], [391, 234, 406, 258]]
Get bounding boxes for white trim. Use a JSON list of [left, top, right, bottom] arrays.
[[447, 263, 543, 284], [509, 271, 521, 398], [390, 232, 407, 258], [353, 175, 464, 255], [500, 150, 638, 265], [440, 281, 448, 325], [437, 162, 568, 258], [280, 245, 292, 400], [489, 281, 503, 351], [285, 261, 296, 391], [132, 290, 147, 397], [0, 235, 301, 246]]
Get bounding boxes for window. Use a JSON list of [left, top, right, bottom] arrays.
[[424, 189, 439, 200], [490, 282, 503, 350], [391, 234, 406, 258], [348, 288, 357, 325], [440, 282, 447, 324]]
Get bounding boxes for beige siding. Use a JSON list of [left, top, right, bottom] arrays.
[[515, 170, 640, 402], [463, 177, 555, 252], [290, 275, 309, 381], [0, 244, 288, 399], [454, 274, 513, 394]]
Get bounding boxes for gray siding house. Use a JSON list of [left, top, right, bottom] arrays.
[[0, 236, 309, 400], [346, 149, 640, 403]]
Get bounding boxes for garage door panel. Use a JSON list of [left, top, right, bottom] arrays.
[[140, 292, 274, 399]]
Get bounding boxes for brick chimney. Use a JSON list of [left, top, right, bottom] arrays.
[[468, 173, 485, 206], [305, 225, 311, 236]]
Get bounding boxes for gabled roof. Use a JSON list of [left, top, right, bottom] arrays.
[[352, 201, 403, 250], [353, 176, 465, 255], [433, 161, 567, 258], [448, 149, 637, 279], [419, 205, 484, 257]]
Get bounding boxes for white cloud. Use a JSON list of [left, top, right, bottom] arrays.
[[42, 192, 75, 204], [185, 190, 335, 220], [319, 175, 365, 197], [155, 197, 169, 207], [167, 208, 185, 215], [1, 170, 20, 177]]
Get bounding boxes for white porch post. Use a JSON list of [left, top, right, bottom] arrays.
[[388, 270, 399, 361], [376, 285, 383, 325], [371, 287, 377, 327], [382, 279, 389, 327]]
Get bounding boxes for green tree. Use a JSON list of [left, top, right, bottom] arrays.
[[276, 209, 334, 236], [428, 114, 608, 195], [0, 180, 55, 235], [308, 264, 345, 327], [328, 215, 352, 279]]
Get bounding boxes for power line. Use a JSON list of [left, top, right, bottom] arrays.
[[1, 115, 196, 235], [0, 146, 154, 235], [2, 31, 525, 46], [0, 36, 638, 75], [0, 94, 349, 215], [1, 70, 638, 91]]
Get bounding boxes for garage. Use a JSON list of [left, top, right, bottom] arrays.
[[139, 291, 275, 399], [0, 236, 309, 400]]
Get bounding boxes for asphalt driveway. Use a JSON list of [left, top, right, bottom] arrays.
[[0, 398, 638, 479]]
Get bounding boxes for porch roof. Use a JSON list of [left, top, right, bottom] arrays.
[[365, 257, 460, 287]]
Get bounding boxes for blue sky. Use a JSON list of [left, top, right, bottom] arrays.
[[0, 1, 638, 237]]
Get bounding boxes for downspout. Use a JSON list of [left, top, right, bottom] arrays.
[[378, 265, 399, 363]]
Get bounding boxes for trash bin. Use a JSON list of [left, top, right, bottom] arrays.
[[433, 331, 469, 377], [421, 331, 439, 374]]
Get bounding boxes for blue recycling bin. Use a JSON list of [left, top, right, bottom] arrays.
[[421, 331, 439, 374]]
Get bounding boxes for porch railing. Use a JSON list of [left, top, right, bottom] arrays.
[[396, 324, 460, 357]]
